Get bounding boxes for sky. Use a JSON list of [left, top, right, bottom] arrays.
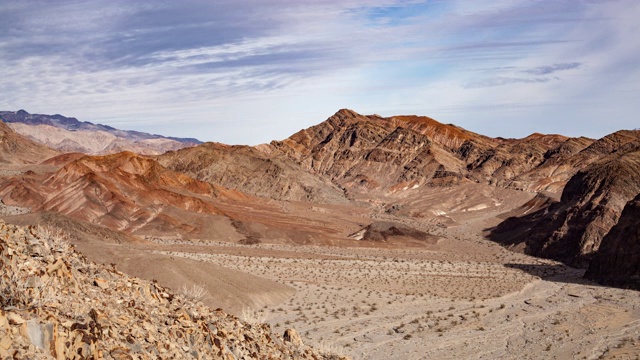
[[1, 0, 639, 145]]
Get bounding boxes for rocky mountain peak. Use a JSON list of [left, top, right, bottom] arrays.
[[333, 108, 361, 119]]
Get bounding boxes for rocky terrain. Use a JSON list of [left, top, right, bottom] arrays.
[[0, 221, 345, 359], [158, 142, 347, 203], [269, 109, 600, 195], [0, 110, 200, 155]]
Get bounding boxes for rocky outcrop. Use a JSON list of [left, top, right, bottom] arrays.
[[0, 221, 341, 359], [0, 110, 201, 155], [585, 193, 640, 289], [489, 146, 640, 267], [270, 109, 469, 192]]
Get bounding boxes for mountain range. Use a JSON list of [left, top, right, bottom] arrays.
[[0, 110, 201, 155], [0, 107, 639, 358]]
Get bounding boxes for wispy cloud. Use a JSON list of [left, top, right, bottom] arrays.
[[521, 62, 582, 75], [465, 76, 553, 89]]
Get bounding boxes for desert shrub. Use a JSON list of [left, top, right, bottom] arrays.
[[241, 307, 267, 324], [180, 283, 209, 302]]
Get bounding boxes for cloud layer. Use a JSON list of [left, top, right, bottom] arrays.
[[1, 0, 639, 144]]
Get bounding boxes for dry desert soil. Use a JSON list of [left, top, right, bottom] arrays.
[[36, 183, 637, 360]]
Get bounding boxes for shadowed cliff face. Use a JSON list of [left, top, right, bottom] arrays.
[[489, 144, 640, 267], [585, 193, 640, 289]]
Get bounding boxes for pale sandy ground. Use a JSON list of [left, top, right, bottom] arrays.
[[153, 191, 640, 360], [158, 242, 640, 359]]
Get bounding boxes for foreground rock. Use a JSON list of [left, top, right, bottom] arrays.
[[0, 221, 344, 359], [585, 193, 640, 289]]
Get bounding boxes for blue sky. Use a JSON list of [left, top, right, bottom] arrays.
[[1, 0, 639, 144]]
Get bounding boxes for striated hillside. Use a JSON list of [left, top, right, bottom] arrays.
[[1, 107, 639, 292], [585, 192, 640, 289], [0, 110, 200, 155], [0, 221, 338, 359], [0, 152, 233, 234], [489, 142, 640, 267]]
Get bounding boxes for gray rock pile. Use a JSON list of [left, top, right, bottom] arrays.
[[0, 221, 344, 359]]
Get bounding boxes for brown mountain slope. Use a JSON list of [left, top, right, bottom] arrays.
[[158, 142, 348, 203], [584, 192, 640, 289], [270, 109, 469, 192], [506, 136, 595, 192], [0, 121, 59, 164], [489, 142, 640, 267], [463, 133, 573, 189]]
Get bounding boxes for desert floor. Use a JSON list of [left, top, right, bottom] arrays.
[[150, 194, 640, 360]]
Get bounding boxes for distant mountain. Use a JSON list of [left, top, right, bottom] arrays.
[[0, 110, 201, 155]]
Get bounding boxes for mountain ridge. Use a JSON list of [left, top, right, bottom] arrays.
[[0, 110, 201, 155], [1, 107, 639, 300]]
